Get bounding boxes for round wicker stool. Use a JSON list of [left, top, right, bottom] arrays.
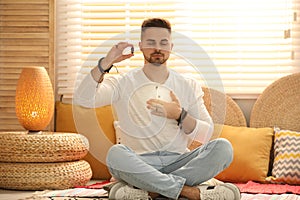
[[0, 160, 92, 190], [0, 131, 92, 190], [0, 131, 89, 162]]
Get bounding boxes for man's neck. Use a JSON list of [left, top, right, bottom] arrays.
[[142, 63, 169, 84]]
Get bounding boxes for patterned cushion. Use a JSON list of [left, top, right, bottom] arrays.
[[271, 128, 300, 185]]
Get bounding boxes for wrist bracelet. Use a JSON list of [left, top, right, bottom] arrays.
[[177, 107, 188, 126], [97, 57, 114, 74], [97, 57, 105, 74]]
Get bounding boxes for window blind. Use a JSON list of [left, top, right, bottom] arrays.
[[56, 0, 300, 103], [0, 0, 55, 131], [185, 0, 297, 96]]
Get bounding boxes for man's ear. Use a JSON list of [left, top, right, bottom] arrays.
[[138, 41, 142, 51]]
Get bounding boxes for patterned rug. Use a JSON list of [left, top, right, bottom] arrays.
[[236, 181, 300, 194], [23, 180, 300, 200], [241, 193, 300, 200]]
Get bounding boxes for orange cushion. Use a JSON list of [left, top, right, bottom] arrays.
[[215, 125, 274, 183], [55, 102, 116, 180]]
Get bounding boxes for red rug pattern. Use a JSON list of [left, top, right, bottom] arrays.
[[235, 181, 300, 194]]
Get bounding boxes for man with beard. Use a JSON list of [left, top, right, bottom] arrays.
[[74, 18, 241, 200]]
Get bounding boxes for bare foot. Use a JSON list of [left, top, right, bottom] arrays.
[[148, 192, 160, 199], [180, 185, 200, 200]]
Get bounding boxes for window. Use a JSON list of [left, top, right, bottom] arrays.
[[56, 0, 300, 103]]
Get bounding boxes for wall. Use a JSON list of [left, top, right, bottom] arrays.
[[234, 99, 257, 126]]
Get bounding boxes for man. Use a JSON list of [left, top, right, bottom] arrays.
[[74, 18, 241, 200]]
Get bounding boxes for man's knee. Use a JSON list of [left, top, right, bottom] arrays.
[[106, 144, 129, 166], [215, 138, 233, 167]]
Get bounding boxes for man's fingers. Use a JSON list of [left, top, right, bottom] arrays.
[[122, 46, 134, 55], [170, 91, 179, 103], [109, 42, 134, 64], [149, 104, 165, 117], [115, 42, 134, 51], [147, 99, 164, 105], [122, 54, 134, 60]]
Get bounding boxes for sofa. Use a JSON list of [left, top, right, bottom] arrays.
[[55, 72, 300, 199]]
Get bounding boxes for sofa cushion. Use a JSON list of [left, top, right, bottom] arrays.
[[215, 125, 274, 183], [55, 102, 115, 180], [268, 128, 300, 185]]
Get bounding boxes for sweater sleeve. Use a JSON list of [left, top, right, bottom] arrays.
[[184, 79, 214, 144], [73, 73, 119, 108], [187, 104, 214, 144]]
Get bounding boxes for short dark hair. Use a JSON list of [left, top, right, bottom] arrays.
[[141, 18, 171, 33]]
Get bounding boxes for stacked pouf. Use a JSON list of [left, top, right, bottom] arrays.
[[0, 131, 92, 190]]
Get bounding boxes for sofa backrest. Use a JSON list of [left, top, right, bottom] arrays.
[[250, 72, 300, 132]]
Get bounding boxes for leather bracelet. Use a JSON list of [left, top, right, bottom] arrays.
[[97, 57, 114, 73], [177, 107, 188, 126]]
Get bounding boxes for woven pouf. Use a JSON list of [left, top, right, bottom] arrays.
[[0, 131, 92, 190], [0, 132, 89, 162], [0, 160, 92, 190]]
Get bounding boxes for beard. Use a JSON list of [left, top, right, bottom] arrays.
[[143, 51, 169, 66]]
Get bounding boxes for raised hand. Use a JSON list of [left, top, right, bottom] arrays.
[[101, 42, 134, 71]]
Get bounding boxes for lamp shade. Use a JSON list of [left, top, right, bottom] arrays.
[[15, 67, 54, 131]]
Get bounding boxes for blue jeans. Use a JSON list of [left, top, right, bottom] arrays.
[[106, 138, 233, 199]]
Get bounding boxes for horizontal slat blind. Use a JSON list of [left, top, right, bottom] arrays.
[[56, 0, 300, 103], [56, 0, 82, 101], [184, 0, 296, 95], [293, 1, 300, 68], [57, 0, 183, 103], [0, 0, 54, 131]]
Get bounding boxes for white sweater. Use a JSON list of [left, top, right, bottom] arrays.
[[74, 68, 213, 154]]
